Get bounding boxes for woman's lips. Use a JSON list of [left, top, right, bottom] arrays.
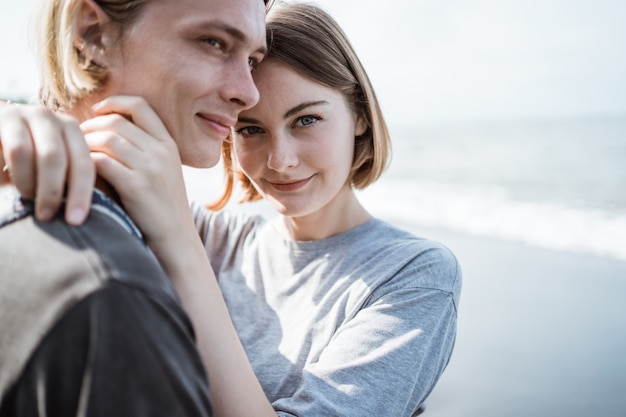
[[267, 176, 312, 192]]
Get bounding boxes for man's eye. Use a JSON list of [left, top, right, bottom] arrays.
[[203, 38, 224, 50]]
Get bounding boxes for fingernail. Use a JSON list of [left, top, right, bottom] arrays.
[[67, 207, 87, 225]]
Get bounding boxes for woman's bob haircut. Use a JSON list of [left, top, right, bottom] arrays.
[[209, 1, 391, 210]]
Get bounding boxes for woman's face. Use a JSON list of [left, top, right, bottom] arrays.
[[101, 0, 267, 168], [233, 59, 366, 219]]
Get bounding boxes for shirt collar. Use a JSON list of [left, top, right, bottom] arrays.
[[0, 186, 144, 243]]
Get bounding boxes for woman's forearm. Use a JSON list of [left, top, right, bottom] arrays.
[[150, 221, 277, 417]]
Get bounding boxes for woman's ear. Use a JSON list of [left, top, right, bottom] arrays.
[[74, 0, 112, 67], [355, 113, 368, 137]]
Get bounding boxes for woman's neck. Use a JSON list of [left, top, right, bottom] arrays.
[[277, 189, 372, 242]]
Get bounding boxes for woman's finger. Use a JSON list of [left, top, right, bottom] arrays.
[[27, 108, 76, 222], [83, 112, 181, 183], [0, 152, 10, 186], [82, 113, 151, 153], [92, 96, 172, 143], [90, 150, 134, 190], [0, 106, 37, 199], [61, 115, 95, 225], [0, 105, 93, 224], [84, 129, 144, 171]]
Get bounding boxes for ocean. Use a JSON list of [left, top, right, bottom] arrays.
[[184, 116, 626, 262], [358, 117, 626, 262]]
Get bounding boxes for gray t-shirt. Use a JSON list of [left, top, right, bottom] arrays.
[[192, 204, 461, 417]]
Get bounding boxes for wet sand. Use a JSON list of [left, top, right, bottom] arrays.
[[413, 226, 626, 417]]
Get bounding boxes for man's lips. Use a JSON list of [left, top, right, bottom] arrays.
[[197, 113, 236, 138], [267, 176, 313, 192]]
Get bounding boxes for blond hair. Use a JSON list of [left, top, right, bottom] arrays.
[[35, 0, 148, 110], [35, 0, 274, 111], [210, 1, 391, 210]]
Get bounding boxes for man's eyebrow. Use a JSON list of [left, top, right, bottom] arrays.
[[206, 22, 267, 56]]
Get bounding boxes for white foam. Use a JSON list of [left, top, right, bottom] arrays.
[[359, 179, 626, 262], [183, 166, 626, 262]]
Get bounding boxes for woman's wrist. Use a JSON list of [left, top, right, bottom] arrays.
[[147, 221, 207, 280]]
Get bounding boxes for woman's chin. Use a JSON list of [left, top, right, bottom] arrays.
[[268, 198, 315, 219]]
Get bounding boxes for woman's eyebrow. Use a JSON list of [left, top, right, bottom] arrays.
[[237, 101, 329, 125], [284, 100, 328, 119]]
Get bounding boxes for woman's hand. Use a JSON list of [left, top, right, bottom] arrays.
[[0, 103, 95, 224], [82, 96, 197, 258], [85, 96, 278, 417]]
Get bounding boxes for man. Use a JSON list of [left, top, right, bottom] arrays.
[[0, 0, 268, 415]]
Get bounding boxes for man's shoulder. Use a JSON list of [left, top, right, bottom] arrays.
[[1, 187, 175, 295], [1, 274, 210, 417], [0, 198, 180, 397]]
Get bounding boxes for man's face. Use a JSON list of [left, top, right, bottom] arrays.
[[104, 0, 267, 168]]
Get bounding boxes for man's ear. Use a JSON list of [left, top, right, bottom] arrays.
[[74, 0, 112, 67]]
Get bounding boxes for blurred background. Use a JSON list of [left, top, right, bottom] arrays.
[[3, 1, 626, 415], [4, 0, 625, 260]]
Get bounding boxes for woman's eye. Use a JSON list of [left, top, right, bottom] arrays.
[[248, 57, 259, 71], [236, 126, 263, 136], [297, 115, 320, 127]]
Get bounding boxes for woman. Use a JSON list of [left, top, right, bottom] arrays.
[[1, 2, 461, 416], [190, 5, 461, 415], [0, 0, 272, 416]]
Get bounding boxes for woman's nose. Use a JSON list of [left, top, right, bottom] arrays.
[[266, 135, 298, 172]]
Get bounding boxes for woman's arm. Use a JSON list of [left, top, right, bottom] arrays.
[[81, 96, 277, 417], [160, 224, 277, 417]]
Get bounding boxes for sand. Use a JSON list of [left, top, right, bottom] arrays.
[[411, 226, 626, 417]]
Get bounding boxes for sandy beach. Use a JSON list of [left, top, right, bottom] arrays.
[[413, 226, 626, 417]]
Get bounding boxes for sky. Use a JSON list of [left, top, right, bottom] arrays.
[[2, 0, 626, 124]]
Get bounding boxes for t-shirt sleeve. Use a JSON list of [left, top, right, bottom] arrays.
[[1, 281, 213, 417], [190, 202, 264, 273], [274, 246, 461, 417]]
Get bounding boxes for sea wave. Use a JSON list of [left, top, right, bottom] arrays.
[[359, 179, 626, 262]]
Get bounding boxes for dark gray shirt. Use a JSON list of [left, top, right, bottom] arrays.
[[0, 188, 212, 417]]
